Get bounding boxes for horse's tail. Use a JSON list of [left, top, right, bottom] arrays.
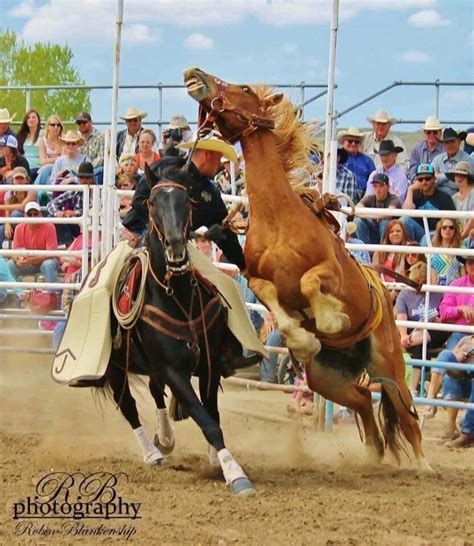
[[378, 383, 411, 465], [169, 394, 190, 421]]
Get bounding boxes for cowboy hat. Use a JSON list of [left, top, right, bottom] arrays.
[[72, 161, 95, 178], [422, 116, 442, 132], [59, 130, 84, 145], [120, 107, 147, 120], [8, 166, 29, 180], [169, 114, 189, 130], [177, 135, 239, 164], [375, 140, 404, 155], [0, 108, 16, 123], [438, 127, 467, 142], [338, 127, 364, 141], [367, 109, 397, 125], [446, 161, 474, 183]]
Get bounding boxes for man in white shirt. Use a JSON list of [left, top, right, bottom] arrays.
[[116, 107, 147, 161]]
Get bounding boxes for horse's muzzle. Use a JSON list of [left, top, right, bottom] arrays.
[[164, 237, 189, 271]]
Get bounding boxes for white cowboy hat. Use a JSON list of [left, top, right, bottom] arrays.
[[337, 127, 364, 141], [422, 116, 442, 131], [177, 135, 239, 163], [59, 130, 85, 145], [367, 109, 397, 125], [120, 107, 147, 120], [0, 108, 16, 123], [169, 114, 189, 129]]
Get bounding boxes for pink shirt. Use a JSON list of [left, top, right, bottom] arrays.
[[439, 275, 474, 326], [13, 222, 58, 251]]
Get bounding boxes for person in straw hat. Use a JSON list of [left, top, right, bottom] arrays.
[[432, 127, 474, 197], [49, 130, 89, 185], [407, 116, 444, 181], [339, 126, 375, 196], [447, 161, 474, 238], [0, 108, 17, 139], [116, 106, 148, 161], [362, 109, 408, 173]]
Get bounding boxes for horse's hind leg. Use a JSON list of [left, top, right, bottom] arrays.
[[249, 277, 321, 362], [305, 360, 384, 462], [164, 367, 255, 495], [149, 376, 175, 455], [108, 364, 164, 466], [300, 262, 350, 335]]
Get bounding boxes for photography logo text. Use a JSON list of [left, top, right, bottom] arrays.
[[12, 471, 139, 540]]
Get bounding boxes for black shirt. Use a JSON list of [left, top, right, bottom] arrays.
[[122, 156, 246, 270], [412, 188, 456, 230]]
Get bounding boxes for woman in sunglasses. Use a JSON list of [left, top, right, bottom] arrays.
[[35, 115, 64, 195], [430, 218, 464, 286]]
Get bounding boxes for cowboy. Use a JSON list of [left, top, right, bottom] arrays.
[[431, 127, 474, 196], [339, 126, 375, 195], [116, 107, 147, 161], [76, 112, 105, 184], [362, 109, 408, 172], [48, 130, 89, 185], [335, 146, 361, 203], [402, 163, 455, 243], [407, 116, 444, 181], [364, 140, 409, 204], [0, 108, 17, 138], [355, 172, 401, 244]]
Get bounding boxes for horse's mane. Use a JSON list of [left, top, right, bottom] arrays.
[[252, 85, 321, 187]]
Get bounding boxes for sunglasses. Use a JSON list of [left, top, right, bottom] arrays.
[[418, 176, 433, 182], [425, 130, 439, 135], [126, 118, 140, 123], [76, 120, 89, 125], [441, 225, 455, 230], [346, 139, 361, 145], [49, 123, 61, 127], [27, 211, 41, 217]]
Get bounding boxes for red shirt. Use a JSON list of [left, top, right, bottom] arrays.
[[13, 222, 58, 251]]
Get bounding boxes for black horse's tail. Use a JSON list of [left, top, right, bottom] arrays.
[[169, 394, 190, 421]]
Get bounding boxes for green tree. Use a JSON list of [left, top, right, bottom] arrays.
[[0, 31, 90, 128]]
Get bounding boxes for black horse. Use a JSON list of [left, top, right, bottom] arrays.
[[105, 165, 255, 496]]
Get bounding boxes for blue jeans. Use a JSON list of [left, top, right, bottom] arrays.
[[260, 329, 283, 383], [8, 259, 59, 287], [354, 217, 390, 244], [94, 166, 104, 185], [401, 217, 426, 242], [440, 350, 472, 400], [461, 379, 474, 436], [53, 321, 67, 351]]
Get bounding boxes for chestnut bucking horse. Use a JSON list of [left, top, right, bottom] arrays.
[[184, 67, 432, 472]]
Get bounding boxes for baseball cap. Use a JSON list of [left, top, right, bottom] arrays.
[[417, 163, 435, 176], [10, 167, 29, 179], [371, 173, 390, 185], [0, 134, 18, 149], [75, 112, 92, 122], [25, 201, 41, 214]]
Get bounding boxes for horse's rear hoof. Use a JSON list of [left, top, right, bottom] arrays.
[[153, 434, 175, 456], [229, 477, 256, 496], [150, 457, 168, 467]]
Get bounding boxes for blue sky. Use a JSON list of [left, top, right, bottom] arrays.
[[1, 0, 473, 131]]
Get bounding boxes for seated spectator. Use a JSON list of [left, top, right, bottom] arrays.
[[430, 218, 464, 286], [215, 156, 245, 196], [117, 174, 135, 219], [437, 335, 473, 442], [446, 377, 474, 448], [395, 262, 447, 395], [76, 112, 104, 184], [362, 109, 408, 172], [345, 221, 371, 265], [334, 146, 360, 204], [0, 167, 36, 245], [135, 129, 160, 174], [372, 219, 408, 282], [432, 128, 474, 196], [16, 109, 42, 181], [0, 256, 20, 307], [402, 163, 455, 243], [259, 311, 283, 384], [47, 161, 95, 246], [446, 161, 474, 239], [7, 201, 59, 288], [116, 154, 140, 185], [364, 140, 408, 204], [116, 107, 147, 161], [405, 241, 426, 274], [407, 116, 444, 182], [355, 173, 401, 244], [35, 115, 64, 203], [0, 108, 17, 138], [339, 127, 375, 200], [0, 135, 30, 180], [49, 131, 89, 191]]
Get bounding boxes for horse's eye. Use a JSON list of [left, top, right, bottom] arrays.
[[242, 86, 250, 93]]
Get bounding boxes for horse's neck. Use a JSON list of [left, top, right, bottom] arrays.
[[241, 132, 300, 214]]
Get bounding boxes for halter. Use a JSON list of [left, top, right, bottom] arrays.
[[197, 78, 275, 143]]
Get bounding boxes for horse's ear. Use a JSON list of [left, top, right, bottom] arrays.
[[144, 163, 159, 189], [263, 93, 283, 109]]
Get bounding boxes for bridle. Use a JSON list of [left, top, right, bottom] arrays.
[[197, 77, 275, 143], [147, 181, 194, 277]]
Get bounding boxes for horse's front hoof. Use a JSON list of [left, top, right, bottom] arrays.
[[317, 312, 350, 334], [144, 451, 166, 466], [228, 477, 256, 496], [417, 458, 434, 475], [153, 434, 175, 456]]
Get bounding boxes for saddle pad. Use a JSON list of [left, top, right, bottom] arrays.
[[52, 241, 133, 386]]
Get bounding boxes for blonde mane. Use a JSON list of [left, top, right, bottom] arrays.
[[253, 85, 321, 186]]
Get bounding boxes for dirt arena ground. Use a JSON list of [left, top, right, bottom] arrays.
[[0, 353, 472, 546]]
